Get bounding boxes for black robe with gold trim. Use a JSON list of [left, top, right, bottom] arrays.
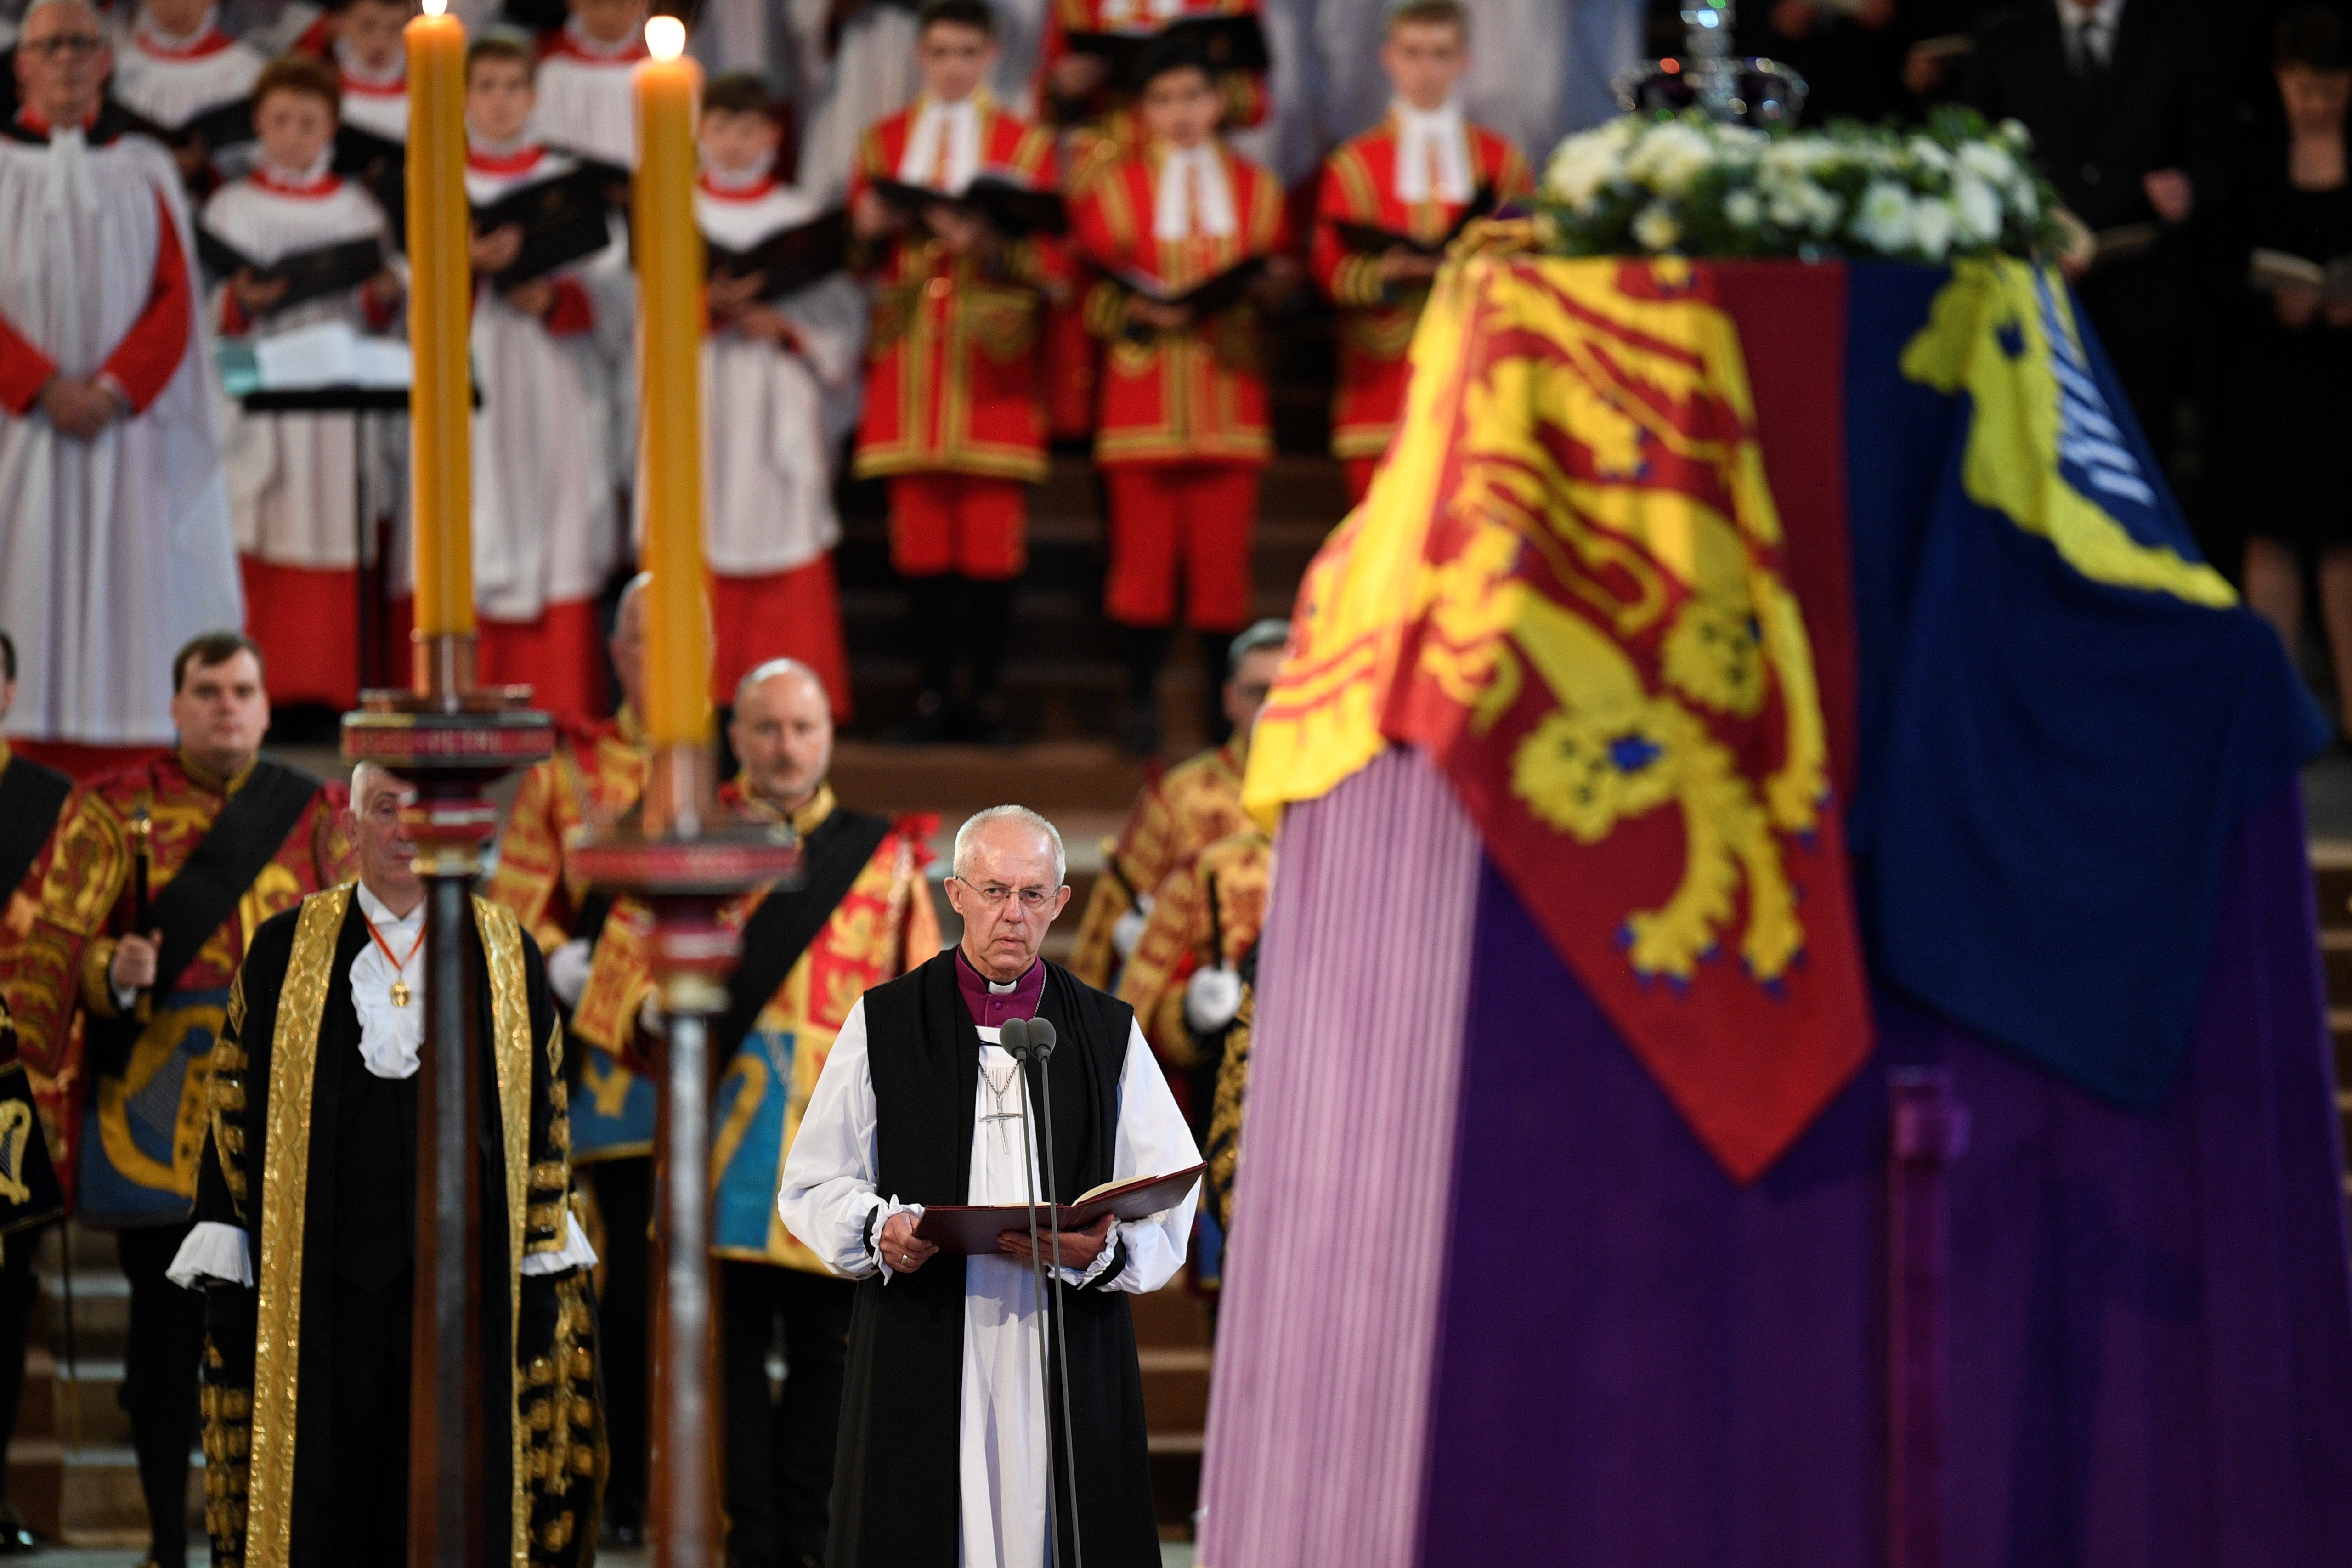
[[192, 885, 601, 1567]]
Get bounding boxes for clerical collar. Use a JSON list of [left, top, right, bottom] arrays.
[[699, 164, 775, 198], [180, 750, 258, 797], [956, 947, 1044, 1033]]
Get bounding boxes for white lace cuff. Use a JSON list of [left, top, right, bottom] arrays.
[[521, 1212, 599, 1276], [1060, 1222, 1127, 1289], [166, 1221, 254, 1289]]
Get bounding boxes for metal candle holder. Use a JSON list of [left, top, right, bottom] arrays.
[[568, 740, 802, 1568], [342, 631, 555, 1568]]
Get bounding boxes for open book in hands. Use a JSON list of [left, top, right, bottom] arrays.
[[911, 1162, 1206, 1256], [2249, 248, 2352, 306]]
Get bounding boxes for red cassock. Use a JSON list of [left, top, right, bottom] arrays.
[[1036, 0, 1271, 165], [849, 96, 1067, 580], [1036, 0, 1270, 442], [1071, 144, 1289, 630], [1312, 112, 1529, 499]]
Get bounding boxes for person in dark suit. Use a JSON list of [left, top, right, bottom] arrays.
[[1960, 0, 2226, 466]]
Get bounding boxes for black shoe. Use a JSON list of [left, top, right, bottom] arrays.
[[0, 1504, 34, 1555], [1117, 699, 1162, 759], [883, 690, 958, 746]]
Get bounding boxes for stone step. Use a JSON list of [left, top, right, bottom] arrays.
[[2311, 842, 2352, 929]]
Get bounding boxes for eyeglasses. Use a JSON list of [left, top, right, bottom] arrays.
[[21, 35, 107, 58], [952, 878, 1059, 911]]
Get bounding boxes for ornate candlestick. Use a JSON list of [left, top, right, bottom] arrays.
[[344, 645, 555, 1568], [569, 748, 801, 1568], [564, 18, 805, 1566]]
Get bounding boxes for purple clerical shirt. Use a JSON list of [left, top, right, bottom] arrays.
[[954, 947, 1045, 1030]]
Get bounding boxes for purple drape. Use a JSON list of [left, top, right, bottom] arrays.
[[1197, 749, 2352, 1568], [1198, 748, 1483, 1568]]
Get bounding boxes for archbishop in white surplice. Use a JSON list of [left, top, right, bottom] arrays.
[[780, 807, 1197, 1568], [0, 16, 238, 746]]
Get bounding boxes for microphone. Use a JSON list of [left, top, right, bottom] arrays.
[[1026, 1017, 1086, 1568], [998, 1017, 1064, 1568]]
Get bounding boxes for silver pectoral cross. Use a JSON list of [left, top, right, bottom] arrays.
[[979, 1059, 1024, 1155]]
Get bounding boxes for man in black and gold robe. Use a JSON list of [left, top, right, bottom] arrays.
[[171, 761, 602, 1568]]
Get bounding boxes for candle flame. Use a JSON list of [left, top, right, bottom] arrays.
[[645, 15, 685, 60], [421, 0, 446, 15]]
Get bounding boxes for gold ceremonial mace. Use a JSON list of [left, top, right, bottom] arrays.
[[340, 5, 557, 1564], [566, 19, 802, 1568]]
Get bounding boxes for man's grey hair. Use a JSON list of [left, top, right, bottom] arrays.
[[22, 0, 103, 24], [951, 805, 1066, 888], [732, 657, 826, 714], [349, 760, 403, 809], [1227, 618, 1291, 679]]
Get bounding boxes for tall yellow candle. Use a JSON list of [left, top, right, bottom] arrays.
[[406, 0, 472, 641], [633, 16, 711, 746]]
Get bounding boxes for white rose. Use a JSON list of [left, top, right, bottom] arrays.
[[1905, 136, 1958, 176], [1951, 174, 2002, 245], [1724, 188, 1763, 227], [1545, 129, 1626, 210], [1956, 140, 2015, 187], [1626, 123, 1717, 195], [1802, 180, 1844, 236], [1912, 198, 1956, 260], [1850, 179, 1917, 254], [1631, 202, 1682, 251]]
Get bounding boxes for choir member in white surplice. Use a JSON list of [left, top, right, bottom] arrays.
[[786, 0, 920, 205], [460, 30, 631, 726], [204, 54, 404, 711], [107, 0, 266, 187], [690, 71, 863, 717], [329, 0, 412, 145], [0, 0, 239, 750], [529, 0, 646, 168], [779, 805, 1198, 1568]]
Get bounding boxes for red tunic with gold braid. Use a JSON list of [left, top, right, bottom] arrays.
[[7, 753, 352, 1206], [1072, 144, 1290, 466], [1036, 0, 1270, 189], [848, 95, 1068, 485], [1312, 113, 1530, 465]]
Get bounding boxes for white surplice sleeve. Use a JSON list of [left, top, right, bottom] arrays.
[[777, 997, 919, 1280], [777, 271, 868, 390], [1080, 1019, 1202, 1296]]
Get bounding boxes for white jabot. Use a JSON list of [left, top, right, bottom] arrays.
[[897, 94, 981, 194], [778, 996, 1200, 1568], [351, 880, 425, 1080], [1153, 143, 1238, 241], [1393, 96, 1473, 205]]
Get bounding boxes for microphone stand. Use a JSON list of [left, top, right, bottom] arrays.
[[1028, 1019, 1086, 1568], [1002, 1019, 1064, 1568]]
